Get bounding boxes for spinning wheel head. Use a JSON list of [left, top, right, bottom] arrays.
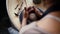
[[6, 0, 42, 30]]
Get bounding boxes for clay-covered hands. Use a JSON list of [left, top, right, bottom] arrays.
[[23, 6, 42, 19], [23, 6, 34, 19]]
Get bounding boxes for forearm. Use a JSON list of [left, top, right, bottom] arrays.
[[22, 18, 27, 27]]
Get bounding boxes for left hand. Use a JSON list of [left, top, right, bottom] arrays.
[[23, 7, 29, 19]]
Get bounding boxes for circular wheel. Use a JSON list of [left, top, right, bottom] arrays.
[[6, 0, 35, 30]]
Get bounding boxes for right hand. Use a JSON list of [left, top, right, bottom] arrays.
[[23, 6, 34, 19]]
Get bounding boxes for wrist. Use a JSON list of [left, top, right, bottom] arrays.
[[23, 17, 27, 20], [22, 17, 27, 26]]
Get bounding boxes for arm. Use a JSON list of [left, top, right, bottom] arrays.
[[21, 7, 29, 27], [22, 18, 27, 27], [37, 14, 60, 34]]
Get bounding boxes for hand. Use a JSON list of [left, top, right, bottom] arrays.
[[33, 7, 42, 17], [23, 7, 29, 19], [23, 6, 42, 19], [27, 6, 42, 15], [23, 6, 34, 18]]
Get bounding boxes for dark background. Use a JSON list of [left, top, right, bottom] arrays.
[[0, 0, 11, 34]]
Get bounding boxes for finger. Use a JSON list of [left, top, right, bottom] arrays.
[[24, 7, 29, 13], [33, 7, 40, 12], [24, 7, 28, 14], [27, 6, 35, 12], [27, 6, 32, 11], [28, 8, 34, 12]]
